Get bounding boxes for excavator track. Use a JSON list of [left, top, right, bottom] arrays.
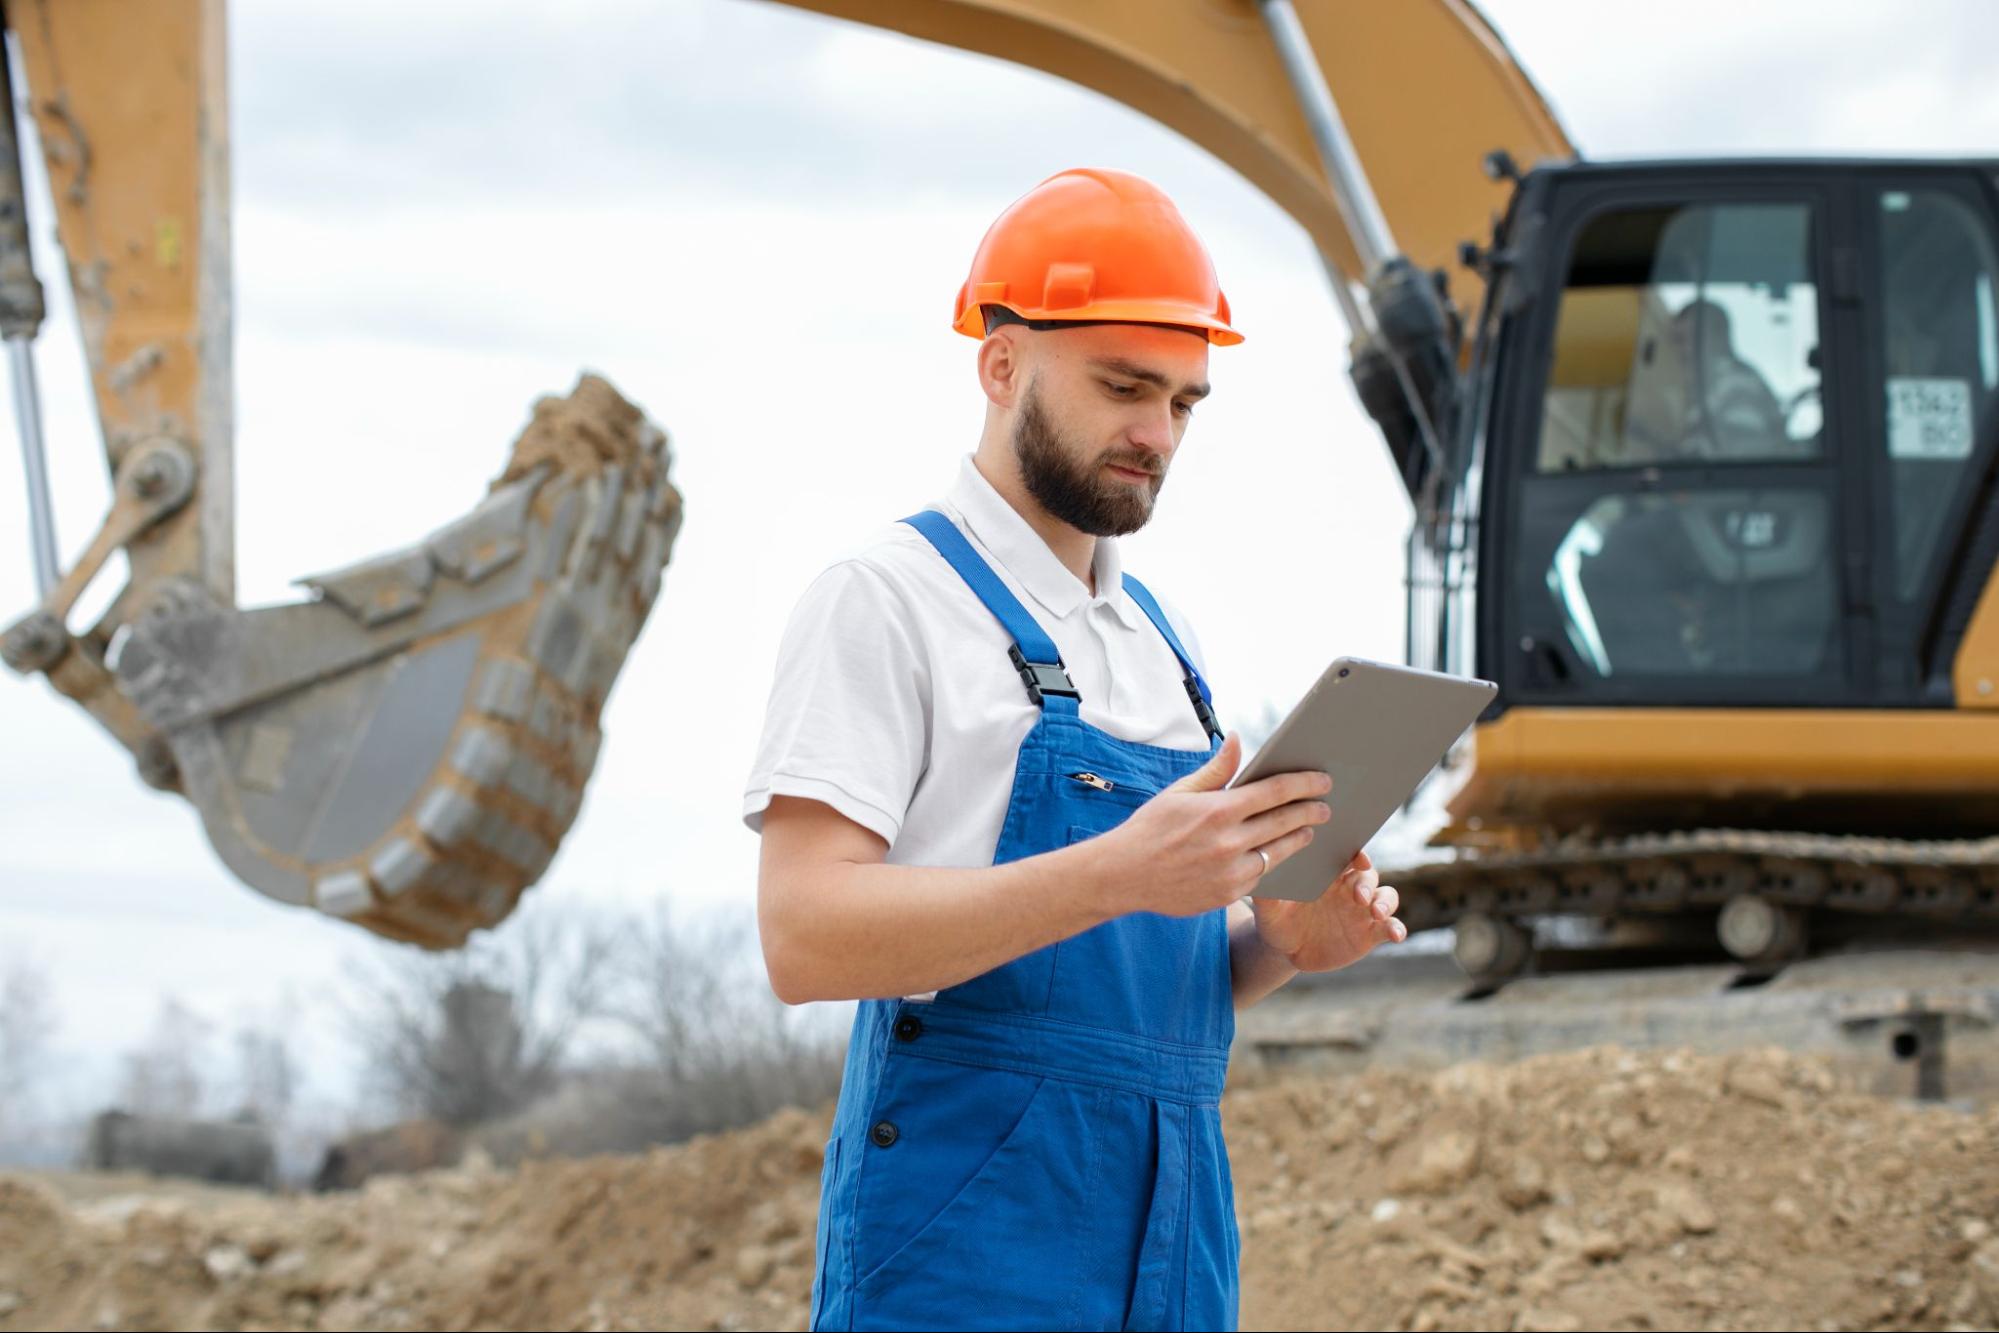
[[1387, 829, 1999, 981]]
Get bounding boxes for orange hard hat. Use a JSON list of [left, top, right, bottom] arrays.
[[952, 167, 1243, 346]]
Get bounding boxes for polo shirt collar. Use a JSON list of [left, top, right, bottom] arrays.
[[947, 455, 1149, 632]]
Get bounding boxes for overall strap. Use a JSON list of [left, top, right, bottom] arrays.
[[902, 510, 1080, 710], [1121, 573, 1222, 742]]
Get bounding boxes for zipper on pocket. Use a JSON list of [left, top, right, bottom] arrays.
[[1066, 771, 1161, 799]]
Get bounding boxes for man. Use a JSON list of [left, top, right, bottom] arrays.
[[1667, 298, 1793, 459], [745, 168, 1406, 1332]]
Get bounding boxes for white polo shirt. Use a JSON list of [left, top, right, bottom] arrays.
[[742, 455, 1212, 870]]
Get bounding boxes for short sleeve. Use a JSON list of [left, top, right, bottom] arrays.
[[742, 560, 930, 846]]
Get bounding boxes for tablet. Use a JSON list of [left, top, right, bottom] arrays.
[[1228, 657, 1497, 903]]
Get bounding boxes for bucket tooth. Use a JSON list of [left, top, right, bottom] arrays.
[[536, 492, 582, 583], [449, 725, 514, 789], [612, 485, 646, 562], [415, 786, 481, 849], [583, 465, 624, 567], [314, 869, 375, 918], [503, 749, 552, 809], [368, 836, 438, 899], [527, 690, 562, 744], [474, 658, 534, 723], [525, 595, 585, 682]]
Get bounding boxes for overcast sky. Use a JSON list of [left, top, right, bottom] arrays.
[[4, 0, 1998, 1124]]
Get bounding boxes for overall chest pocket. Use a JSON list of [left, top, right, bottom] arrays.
[[1058, 768, 1162, 843]]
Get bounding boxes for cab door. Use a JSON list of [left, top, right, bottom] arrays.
[[1853, 172, 1999, 703], [1481, 169, 1864, 709]]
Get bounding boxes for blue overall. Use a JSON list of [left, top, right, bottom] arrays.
[[809, 510, 1239, 1332]]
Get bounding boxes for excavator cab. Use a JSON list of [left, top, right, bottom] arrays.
[[1477, 161, 1999, 731], [1392, 160, 1999, 982]]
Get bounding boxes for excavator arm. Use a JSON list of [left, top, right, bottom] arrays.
[[1, 0, 1565, 946], [1, 0, 232, 773], [780, 0, 1571, 317]]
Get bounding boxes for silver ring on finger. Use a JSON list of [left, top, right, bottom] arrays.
[[1255, 846, 1271, 877]]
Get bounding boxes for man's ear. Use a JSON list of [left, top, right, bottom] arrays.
[[977, 327, 1025, 410]]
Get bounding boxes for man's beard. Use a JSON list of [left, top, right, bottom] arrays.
[[1012, 384, 1165, 538]]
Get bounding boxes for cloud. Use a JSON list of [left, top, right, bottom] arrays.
[[228, 0, 1237, 218], [1483, 0, 1999, 157]]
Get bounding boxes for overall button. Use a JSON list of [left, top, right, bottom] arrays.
[[870, 1120, 900, 1148], [892, 1015, 924, 1042]]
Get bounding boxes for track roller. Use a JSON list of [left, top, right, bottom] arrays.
[[1453, 912, 1532, 989], [1718, 893, 1807, 969]]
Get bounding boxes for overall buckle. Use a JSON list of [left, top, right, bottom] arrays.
[[1184, 675, 1221, 741], [1008, 643, 1079, 705]]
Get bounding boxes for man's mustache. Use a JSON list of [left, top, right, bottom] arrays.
[[1101, 454, 1163, 479]]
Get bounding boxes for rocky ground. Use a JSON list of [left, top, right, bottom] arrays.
[[4, 1045, 1997, 1331]]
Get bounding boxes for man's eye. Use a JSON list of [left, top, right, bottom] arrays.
[[1173, 400, 1195, 418], [1103, 381, 1136, 397]]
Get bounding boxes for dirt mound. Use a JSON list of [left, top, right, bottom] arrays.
[[3, 1046, 1997, 1331], [1228, 1045, 1999, 1331], [0, 1107, 827, 1333]]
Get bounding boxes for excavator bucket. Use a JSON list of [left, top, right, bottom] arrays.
[[0, 6, 677, 945], [108, 375, 682, 947]]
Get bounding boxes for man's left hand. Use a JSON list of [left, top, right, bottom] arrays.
[[1249, 849, 1406, 973]]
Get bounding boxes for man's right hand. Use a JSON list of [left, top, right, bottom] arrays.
[[1083, 733, 1331, 919]]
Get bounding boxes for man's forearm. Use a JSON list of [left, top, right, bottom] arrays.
[[766, 850, 1307, 1007], [761, 840, 1121, 1004], [1227, 901, 1298, 1008]]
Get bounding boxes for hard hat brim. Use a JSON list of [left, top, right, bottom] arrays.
[[955, 299, 1243, 346]]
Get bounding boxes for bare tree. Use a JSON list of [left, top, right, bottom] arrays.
[[337, 901, 843, 1160], [0, 957, 58, 1136], [609, 906, 844, 1142], [234, 1025, 296, 1124], [118, 997, 213, 1118], [344, 907, 621, 1126]]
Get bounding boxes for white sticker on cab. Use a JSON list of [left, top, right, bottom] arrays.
[[1887, 377, 1974, 460]]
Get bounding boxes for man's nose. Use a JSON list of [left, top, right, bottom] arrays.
[[1127, 403, 1177, 455]]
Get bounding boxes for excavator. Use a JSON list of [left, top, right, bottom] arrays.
[[7, 1, 1998, 987]]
